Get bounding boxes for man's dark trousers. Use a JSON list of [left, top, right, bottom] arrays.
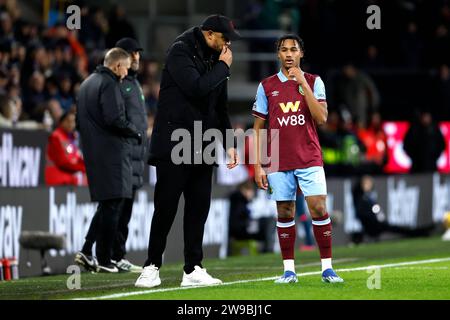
[[91, 198, 126, 265], [144, 162, 213, 273], [83, 193, 135, 262]]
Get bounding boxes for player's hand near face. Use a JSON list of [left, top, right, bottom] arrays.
[[255, 165, 269, 190], [288, 67, 306, 85]]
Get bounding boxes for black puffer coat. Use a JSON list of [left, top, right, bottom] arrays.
[[148, 27, 234, 165], [76, 65, 140, 201], [120, 70, 148, 189]]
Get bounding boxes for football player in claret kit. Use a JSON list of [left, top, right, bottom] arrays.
[[252, 34, 343, 283]]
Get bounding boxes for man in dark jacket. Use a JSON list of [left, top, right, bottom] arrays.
[[76, 39, 149, 273], [75, 48, 142, 273], [112, 38, 148, 272], [404, 111, 446, 173], [135, 15, 240, 288]]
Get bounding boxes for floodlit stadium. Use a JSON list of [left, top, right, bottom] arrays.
[[1, 0, 450, 309]]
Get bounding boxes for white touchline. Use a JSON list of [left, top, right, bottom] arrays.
[[74, 257, 450, 300]]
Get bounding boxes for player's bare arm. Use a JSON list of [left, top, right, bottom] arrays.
[[288, 67, 328, 125], [253, 117, 268, 190]]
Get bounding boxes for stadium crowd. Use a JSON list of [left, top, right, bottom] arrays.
[[0, 0, 159, 131], [0, 0, 449, 180]]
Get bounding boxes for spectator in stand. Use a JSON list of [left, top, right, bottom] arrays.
[[9, 42, 26, 73], [54, 73, 75, 112], [339, 109, 365, 168], [428, 24, 450, 68], [20, 44, 52, 90], [228, 180, 258, 250], [336, 63, 380, 128], [0, 93, 12, 126], [0, 92, 41, 129], [404, 111, 446, 173], [351, 175, 434, 244], [318, 110, 342, 175], [357, 112, 388, 174], [0, 11, 14, 42], [43, 22, 89, 75], [91, 7, 109, 48], [78, 4, 108, 53], [45, 110, 86, 186], [361, 44, 384, 71], [50, 41, 72, 77], [106, 5, 136, 48], [400, 22, 423, 69], [228, 179, 275, 255], [45, 75, 59, 100], [0, 67, 7, 93], [435, 64, 450, 121], [320, 109, 365, 176], [139, 59, 161, 115], [22, 71, 47, 120]]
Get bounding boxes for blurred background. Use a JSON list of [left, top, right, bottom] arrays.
[[1, 0, 450, 277]]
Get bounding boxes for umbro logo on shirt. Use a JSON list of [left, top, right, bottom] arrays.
[[271, 91, 279, 97]]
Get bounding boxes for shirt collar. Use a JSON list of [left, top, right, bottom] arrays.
[[277, 70, 288, 82], [277, 69, 305, 83]]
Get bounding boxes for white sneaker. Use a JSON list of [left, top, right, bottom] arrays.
[[135, 265, 161, 288], [180, 266, 223, 287]]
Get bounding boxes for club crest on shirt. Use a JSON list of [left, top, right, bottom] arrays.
[[298, 85, 304, 95]]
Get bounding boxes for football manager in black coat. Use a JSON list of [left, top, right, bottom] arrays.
[[75, 48, 143, 272], [76, 39, 148, 273], [135, 14, 241, 288]]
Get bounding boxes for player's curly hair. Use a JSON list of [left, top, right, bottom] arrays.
[[276, 34, 305, 54]]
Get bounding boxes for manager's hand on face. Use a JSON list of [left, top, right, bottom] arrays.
[[219, 45, 233, 68], [226, 147, 239, 169]]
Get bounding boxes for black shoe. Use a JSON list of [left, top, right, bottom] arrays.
[[75, 251, 98, 272], [97, 263, 119, 273]]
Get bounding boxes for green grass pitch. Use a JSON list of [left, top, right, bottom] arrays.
[[1, 236, 449, 300]]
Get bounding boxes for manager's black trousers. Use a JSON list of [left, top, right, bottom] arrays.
[[89, 198, 126, 265], [144, 162, 213, 273], [83, 192, 135, 263]]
